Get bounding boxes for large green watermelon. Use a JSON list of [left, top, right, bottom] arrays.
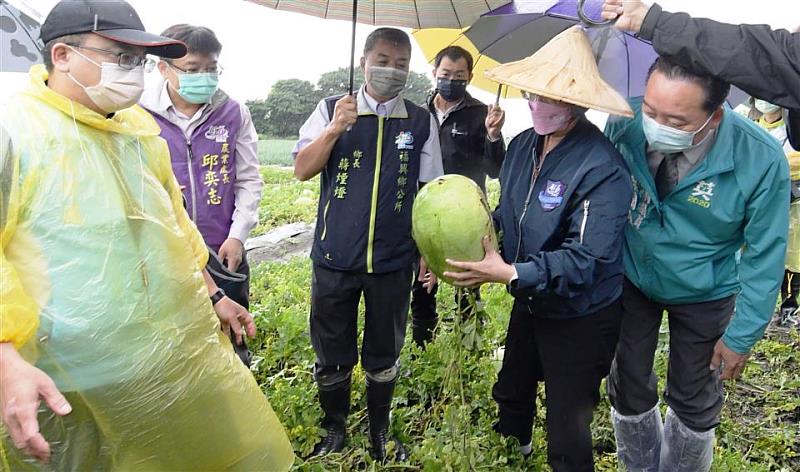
[[412, 175, 499, 285]]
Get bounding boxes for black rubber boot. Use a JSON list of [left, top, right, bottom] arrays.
[[308, 380, 350, 458], [411, 316, 438, 348], [778, 272, 799, 326], [366, 378, 408, 462]]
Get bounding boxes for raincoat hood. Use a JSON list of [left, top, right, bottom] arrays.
[[24, 64, 161, 137]]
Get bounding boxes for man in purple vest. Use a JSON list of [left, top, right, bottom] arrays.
[[141, 25, 262, 363]]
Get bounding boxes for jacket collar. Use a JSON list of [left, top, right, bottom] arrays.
[[622, 98, 736, 197], [357, 85, 408, 118], [530, 115, 596, 159], [426, 90, 483, 116], [140, 79, 230, 123], [671, 111, 735, 192]]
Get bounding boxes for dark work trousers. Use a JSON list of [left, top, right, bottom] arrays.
[[311, 263, 413, 377], [492, 298, 622, 472], [607, 278, 735, 432]]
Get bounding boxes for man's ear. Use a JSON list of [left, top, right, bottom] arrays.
[[360, 56, 366, 70], [51, 43, 72, 73], [157, 60, 170, 78], [468, 72, 474, 84], [710, 107, 725, 128]]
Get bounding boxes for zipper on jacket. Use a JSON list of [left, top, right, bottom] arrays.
[[320, 199, 331, 241], [579, 200, 590, 244], [366, 116, 385, 274], [514, 150, 546, 262], [185, 139, 199, 222]]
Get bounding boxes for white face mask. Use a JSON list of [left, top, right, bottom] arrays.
[[67, 46, 145, 114], [754, 99, 781, 115], [642, 112, 714, 153]]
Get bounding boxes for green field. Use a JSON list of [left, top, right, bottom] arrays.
[[250, 167, 799, 471], [258, 139, 296, 167], [251, 166, 319, 237]]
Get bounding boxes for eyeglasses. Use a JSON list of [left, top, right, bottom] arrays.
[[167, 62, 224, 76], [521, 91, 560, 105], [67, 44, 155, 72]]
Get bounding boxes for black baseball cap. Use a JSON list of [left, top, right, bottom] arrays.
[[40, 0, 187, 59]]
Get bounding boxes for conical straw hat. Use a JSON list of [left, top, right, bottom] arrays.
[[485, 26, 634, 117]]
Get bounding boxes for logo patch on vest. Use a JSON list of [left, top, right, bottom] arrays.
[[205, 125, 230, 143], [538, 180, 566, 211], [395, 131, 415, 150], [687, 180, 715, 208]]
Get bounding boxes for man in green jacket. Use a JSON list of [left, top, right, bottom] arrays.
[[604, 57, 789, 472]]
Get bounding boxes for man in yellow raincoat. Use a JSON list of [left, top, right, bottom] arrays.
[[0, 1, 294, 470]]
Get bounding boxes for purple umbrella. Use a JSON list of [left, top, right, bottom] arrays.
[[466, 0, 746, 106]]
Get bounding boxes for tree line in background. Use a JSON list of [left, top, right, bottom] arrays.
[[247, 67, 433, 139]]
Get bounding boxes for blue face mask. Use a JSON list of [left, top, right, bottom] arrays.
[[177, 72, 219, 104], [642, 112, 714, 153]]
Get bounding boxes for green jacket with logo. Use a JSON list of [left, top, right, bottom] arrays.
[[605, 98, 790, 354]]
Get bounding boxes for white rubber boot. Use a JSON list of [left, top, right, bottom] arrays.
[[611, 405, 663, 472], [659, 408, 714, 472]]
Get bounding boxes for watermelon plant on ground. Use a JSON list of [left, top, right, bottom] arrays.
[[251, 166, 318, 238], [249, 166, 799, 471]]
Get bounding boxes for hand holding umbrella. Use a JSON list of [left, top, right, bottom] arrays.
[[485, 103, 506, 141], [328, 94, 358, 135], [601, 0, 651, 33]]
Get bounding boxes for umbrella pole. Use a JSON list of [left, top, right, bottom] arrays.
[[495, 84, 502, 106], [348, 0, 358, 95]]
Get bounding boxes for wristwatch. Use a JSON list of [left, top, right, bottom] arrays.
[[210, 288, 226, 306]]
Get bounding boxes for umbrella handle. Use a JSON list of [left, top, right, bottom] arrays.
[[578, 0, 613, 26], [348, 0, 358, 95], [495, 84, 502, 105]]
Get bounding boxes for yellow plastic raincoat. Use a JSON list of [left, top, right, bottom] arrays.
[[0, 66, 294, 471]]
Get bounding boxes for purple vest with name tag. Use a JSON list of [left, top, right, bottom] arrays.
[[148, 100, 242, 251]]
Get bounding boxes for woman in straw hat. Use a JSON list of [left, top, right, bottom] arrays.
[[445, 26, 633, 470]]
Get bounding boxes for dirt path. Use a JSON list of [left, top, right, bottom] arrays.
[[245, 221, 315, 264]]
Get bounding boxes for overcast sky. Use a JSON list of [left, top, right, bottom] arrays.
[[3, 0, 797, 135]]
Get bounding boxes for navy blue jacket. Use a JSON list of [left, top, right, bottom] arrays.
[[496, 118, 633, 317]]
